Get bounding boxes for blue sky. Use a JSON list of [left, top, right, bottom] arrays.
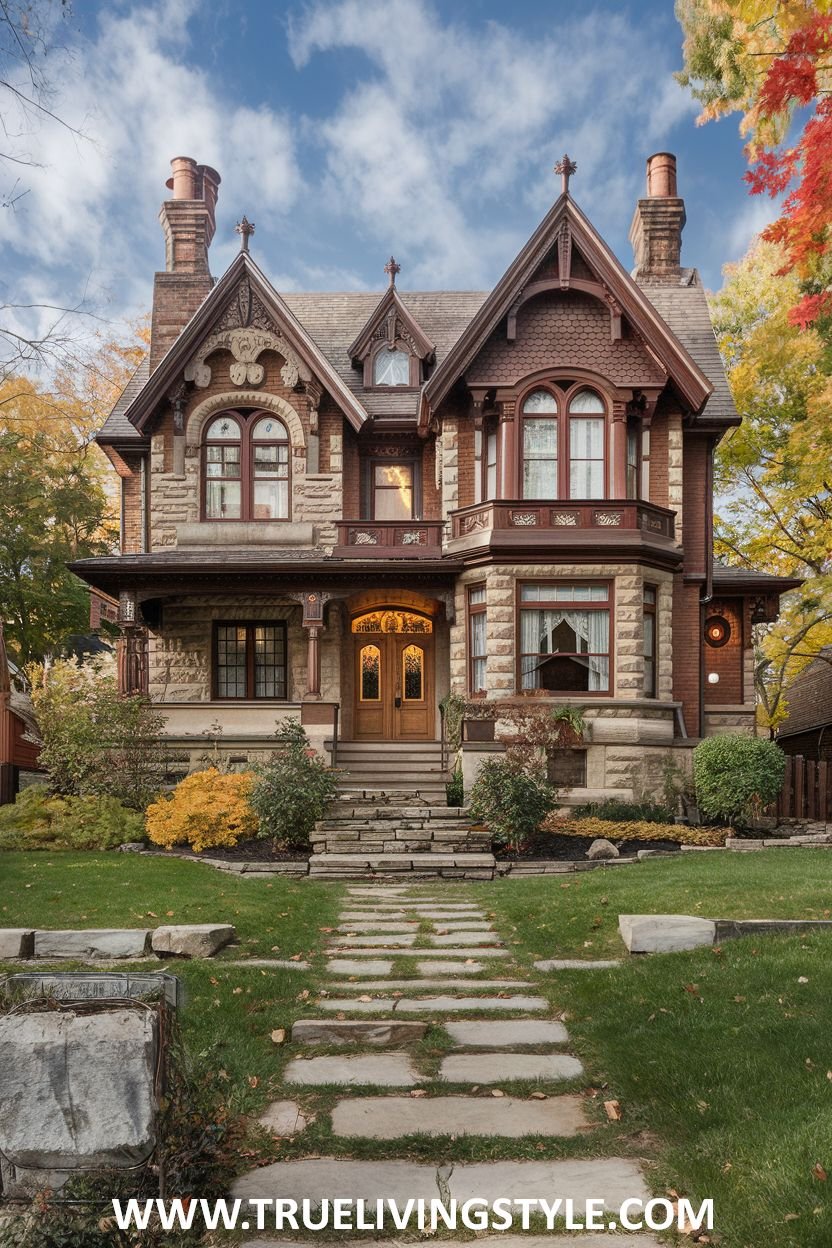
[[1, 0, 775, 354]]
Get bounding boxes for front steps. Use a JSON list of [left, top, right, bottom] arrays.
[[332, 740, 450, 802]]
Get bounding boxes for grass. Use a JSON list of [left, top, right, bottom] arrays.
[[483, 850, 832, 1248], [0, 851, 342, 1113]]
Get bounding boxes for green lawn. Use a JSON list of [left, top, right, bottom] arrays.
[[484, 849, 832, 1248]]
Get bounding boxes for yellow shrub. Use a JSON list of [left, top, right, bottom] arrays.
[[146, 768, 258, 853], [540, 814, 728, 847]]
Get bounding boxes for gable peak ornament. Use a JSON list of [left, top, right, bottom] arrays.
[[554, 154, 577, 195], [384, 256, 401, 288], [235, 216, 255, 252]]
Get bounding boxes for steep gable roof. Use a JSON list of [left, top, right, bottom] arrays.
[[347, 284, 435, 365], [419, 193, 714, 429], [115, 251, 370, 436], [777, 646, 832, 739]]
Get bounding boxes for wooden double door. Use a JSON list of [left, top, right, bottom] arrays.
[[352, 609, 435, 741]]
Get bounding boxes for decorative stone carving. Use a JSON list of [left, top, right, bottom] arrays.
[[509, 512, 538, 526], [400, 530, 425, 545], [184, 328, 310, 391], [594, 511, 623, 526], [352, 530, 380, 546], [551, 511, 580, 526], [459, 511, 488, 535]]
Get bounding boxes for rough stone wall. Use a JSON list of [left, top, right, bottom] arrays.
[[440, 416, 459, 519], [467, 292, 667, 389], [147, 595, 342, 704], [147, 349, 344, 550], [667, 410, 684, 547]]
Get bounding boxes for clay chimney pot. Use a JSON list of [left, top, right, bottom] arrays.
[[168, 156, 198, 201], [646, 152, 678, 198]]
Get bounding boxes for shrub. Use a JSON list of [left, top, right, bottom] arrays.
[[146, 769, 258, 853], [501, 705, 587, 777], [572, 798, 674, 824], [29, 658, 166, 809], [539, 812, 728, 847], [0, 785, 145, 851], [446, 760, 464, 807], [694, 734, 786, 826], [248, 721, 337, 851], [469, 759, 556, 853]]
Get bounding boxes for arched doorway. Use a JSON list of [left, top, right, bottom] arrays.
[[351, 608, 435, 740]]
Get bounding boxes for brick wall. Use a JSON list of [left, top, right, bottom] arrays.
[[121, 453, 146, 554], [672, 579, 701, 736], [150, 272, 213, 370]]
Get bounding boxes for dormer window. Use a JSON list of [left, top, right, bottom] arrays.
[[373, 346, 411, 387]]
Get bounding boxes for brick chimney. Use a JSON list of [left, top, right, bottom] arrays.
[[629, 152, 686, 282], [150, 157, 222, 369]]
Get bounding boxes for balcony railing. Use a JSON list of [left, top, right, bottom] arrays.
[[333, 519, 446, 559], [448, 499, 676, 546]]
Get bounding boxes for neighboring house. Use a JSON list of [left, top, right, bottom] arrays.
[[777, 647, 832, 762], [0, 623, 42, 804], [70, 152, 799, 800]]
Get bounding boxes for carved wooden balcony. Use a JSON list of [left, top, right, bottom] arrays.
[[333, 519, 446, 559], [446, 499, 679, 563]]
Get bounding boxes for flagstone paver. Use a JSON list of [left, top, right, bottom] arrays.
[[331, 1093, 590, 1138], [242, 1237, 664, 1248], [439, 1052, 584, 1083], [232, 878, 654, 1231], [534, 958, 621, 971], [444, 1019, 569, 1047], [326, 958, 393, 976], [284, 1054, 419, 1087]]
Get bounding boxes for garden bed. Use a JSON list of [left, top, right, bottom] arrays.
[[497, 833, 681, 861], [151, 839, 303, 863]]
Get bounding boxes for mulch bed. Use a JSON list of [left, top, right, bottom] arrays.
[[166, 839, 303, 862], [497, 833, 682, 861]]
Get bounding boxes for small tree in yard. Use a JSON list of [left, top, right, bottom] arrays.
[[469, 760, 556, 855], [248, 721, 337, 852], [694, 734, 786, 827], [30, 658, 166, 810]]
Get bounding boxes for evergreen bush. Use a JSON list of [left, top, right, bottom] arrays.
[[693, 734, 786, 826], [248, 722, 337, 851]]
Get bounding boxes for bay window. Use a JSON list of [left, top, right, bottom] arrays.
[[520, 384, 608, 500], [468, 585, 487, 693], [643, 584, 657, 697], [519, 582, 610, 693]]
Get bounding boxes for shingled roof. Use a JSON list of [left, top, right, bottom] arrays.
[[777, 646, 832, 739]]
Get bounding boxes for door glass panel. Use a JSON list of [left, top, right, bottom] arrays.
[[402, 644, 424, 701], [360, 645, 381, 701], [352, 611, 432, 633], [373, 464, 413, 520]]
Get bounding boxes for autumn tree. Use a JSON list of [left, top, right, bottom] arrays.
[[710, 239, 832, 727], [676, 1, 832, 328]]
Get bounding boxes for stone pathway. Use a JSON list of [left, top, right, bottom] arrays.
[[236, 882, 661, 1244]]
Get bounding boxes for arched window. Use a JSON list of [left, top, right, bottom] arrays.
[[202, 410, 291, 521], [522, 388, 559, 500], [251, 415, 289, 520], [204, 414, 242, 519], [567, 388, 605, 499], [373, 347, 411, 386]]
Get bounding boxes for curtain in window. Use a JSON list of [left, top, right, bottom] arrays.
[[520, 608, 609, 690], [569, 418, 604, 498]]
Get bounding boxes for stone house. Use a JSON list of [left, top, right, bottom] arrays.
[[72, 152, 799, 801]]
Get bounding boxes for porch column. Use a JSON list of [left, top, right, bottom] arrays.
[[611, 401, 627, 498], [117, 592, 148, 697], [290, 591, 331, 700], [640, 409, 652, 500], [498, 400, 516, 499]]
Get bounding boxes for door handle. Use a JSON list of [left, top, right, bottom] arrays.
[[394, 697, 402, 709]]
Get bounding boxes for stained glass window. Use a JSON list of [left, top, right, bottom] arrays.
[[352, 611, 432, 634], [402, 645, 424, 701], [360, 645, 381, 701]]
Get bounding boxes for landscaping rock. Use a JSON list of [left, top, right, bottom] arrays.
[[586, 838, 619, 860], [33, 929, 152, 960], [117, 843, 145, 853], [0, 1007, 157, 1169], [439, 1053, 584, 1083], [444, 1019, 568, 1047], [331, 1093, 589, 1139], [618, 914, 716, 954], [257, 1100, 308, 1137], [284, 1054, 419, 1087], [292, 1019, 427, 1046], [150, 924, 235, 958], [0, 930, 34, 960]]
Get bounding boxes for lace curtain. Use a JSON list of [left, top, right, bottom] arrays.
[[520, 608, 609, 690]]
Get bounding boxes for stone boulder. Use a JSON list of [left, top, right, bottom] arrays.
[[0, 1007, 157, 1170], [586, 838, 620, 861], [619, 914, 716, 954], [33, 929, 151, 960], [151, 924, 235, 958]]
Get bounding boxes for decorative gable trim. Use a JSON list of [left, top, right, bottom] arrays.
[[348, 287, 436, 368], [123, 251, 368, 433], [419, 194, 712, 430]]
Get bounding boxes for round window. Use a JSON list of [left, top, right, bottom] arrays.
[[704, 616, 731, 648]]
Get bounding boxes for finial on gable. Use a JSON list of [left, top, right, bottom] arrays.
[[384, 256, 401, 288], [554, 154, 577, 195], [235, 216, 255, 253]]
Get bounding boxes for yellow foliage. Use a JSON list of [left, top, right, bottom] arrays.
[[146, 768, 258, 853], [541, 815, 728, 847]]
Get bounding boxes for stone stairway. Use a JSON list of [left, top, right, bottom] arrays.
[[234, 883, 662, 1245], [333, 741, 450, 802], [309, 791, 496, 880]]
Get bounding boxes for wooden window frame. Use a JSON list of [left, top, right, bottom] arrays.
[[365, 339, 421, 389], [517, 381, 610, 501], [643, 584, 657, 698], [201, 409, 291, 522], [361, 455, 422, 520], [516, 580, 614, 697], [212, 620, 288, 701], [467, 584, 487, 694]]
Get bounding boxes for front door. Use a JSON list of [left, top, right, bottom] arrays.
[[353, 609, 434, 740]]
